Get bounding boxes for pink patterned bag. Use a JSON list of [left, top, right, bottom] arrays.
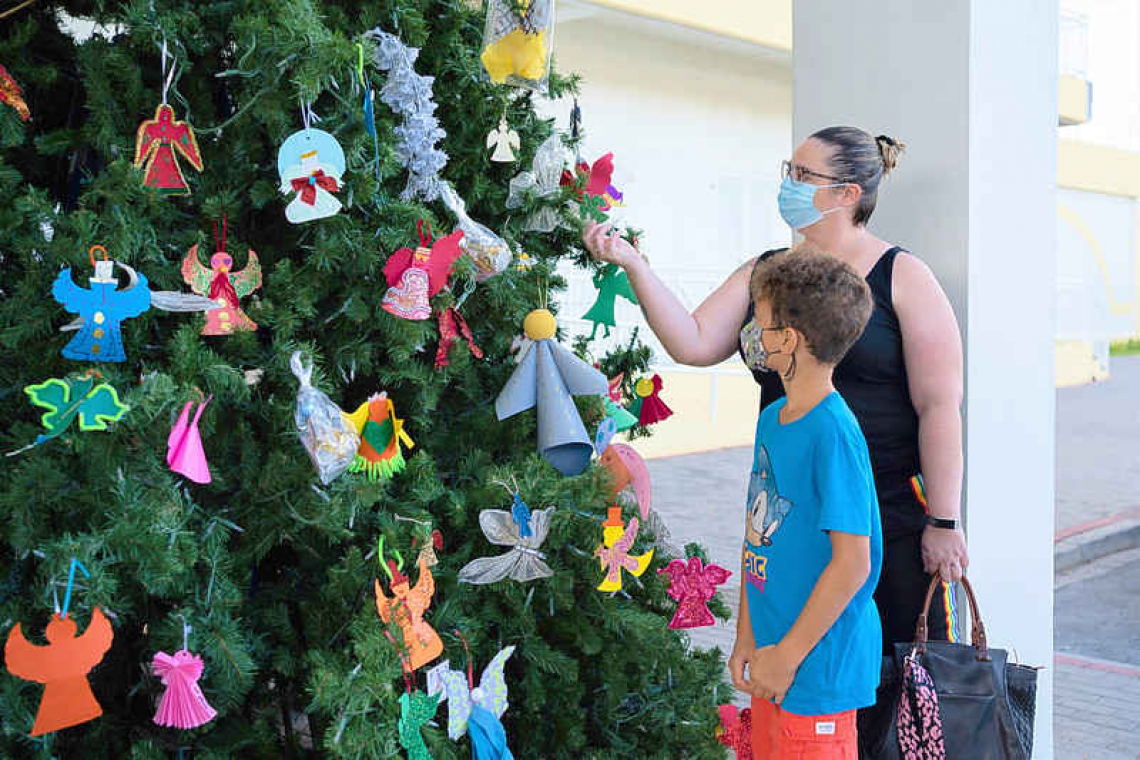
[[896, 652, 947, 759]]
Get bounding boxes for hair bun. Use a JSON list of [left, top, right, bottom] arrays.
[[875, 134, 905, 176]]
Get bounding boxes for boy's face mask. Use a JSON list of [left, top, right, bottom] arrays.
[[740, 318, 789, 374]]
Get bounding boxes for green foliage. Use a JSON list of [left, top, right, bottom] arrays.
[[0, 2, 730, 758]]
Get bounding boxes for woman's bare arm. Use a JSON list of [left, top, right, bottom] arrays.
[[583, 222, 755, 366], [893, 252, 969, 581]]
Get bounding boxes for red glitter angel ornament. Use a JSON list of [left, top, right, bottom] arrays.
[[657, 556, 731, 629], [133, 44, 202, 195], [716, 705, 753, 760]]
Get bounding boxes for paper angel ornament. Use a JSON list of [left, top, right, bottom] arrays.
[[594, 417, 616, 457], [603, 374, 638, 432], [12, 372, 128, 455], [716, 705, 753, 760], [439, 645, 516, 752], [375, 544, 443, 672], [57, 261, 217, 339], [0, 63, 30, 121], [506, 133, 565, 233], [52, 247, 151, 362], [628, 374, 673, 426], [459, 495, 554, 585], [167, 395, 212, 484], [599, 442, 651, 519], [383, 221, 464, 321], [582, 264, 638, 340], [4, 608, 113, 736], [346, 393, 415, 481], [495, 308, 608, 476], [399, 690, 440, 760], [595, 507, 654, 592], [133, 104, 203, 195], [151, 650, 217, 729], [657, 557, 731, 629], [181, 229, 262, 335], [277, 128, 345, 223], [290, 352, 360, 485], [439, 183, 512, 281], [561, 153, 624, 221], [486, 117, 520, 162]]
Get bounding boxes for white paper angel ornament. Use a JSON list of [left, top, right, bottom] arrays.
[[277, 127, 345, 224], [486, 117, 520, 162]]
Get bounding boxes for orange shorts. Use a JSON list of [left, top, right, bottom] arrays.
[[750, 697, 857, 759]]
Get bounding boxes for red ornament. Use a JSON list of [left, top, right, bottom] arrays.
[[133, 104, 204, 195]]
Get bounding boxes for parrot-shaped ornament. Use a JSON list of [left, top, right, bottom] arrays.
[[595, 506, 654, 593]]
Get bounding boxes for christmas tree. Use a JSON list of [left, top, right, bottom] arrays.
[[0, 2, 731, 758]]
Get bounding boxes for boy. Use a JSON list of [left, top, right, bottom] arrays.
[[728, 247, 882, 759]]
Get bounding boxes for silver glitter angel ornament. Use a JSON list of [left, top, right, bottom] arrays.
[[459, 479, 554, 584]]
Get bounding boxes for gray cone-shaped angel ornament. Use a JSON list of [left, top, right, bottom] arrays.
[[495, 308, 608, 476], [459, 492, 554, 584]]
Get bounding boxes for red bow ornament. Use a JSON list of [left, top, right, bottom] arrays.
[[290, 169, 340, 206]]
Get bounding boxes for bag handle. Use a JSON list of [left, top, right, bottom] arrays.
[[914, 573, 990, 661]]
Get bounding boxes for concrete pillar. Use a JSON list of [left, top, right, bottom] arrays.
[[794, 2, 1057, 756]]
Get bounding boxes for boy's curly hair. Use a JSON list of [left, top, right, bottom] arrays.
[[749, 244, 873, 365]]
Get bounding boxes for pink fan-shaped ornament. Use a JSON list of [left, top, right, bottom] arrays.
[[152, 650, 217, 729], [600, 443, 651, 519], [167, 397, 212, 484]]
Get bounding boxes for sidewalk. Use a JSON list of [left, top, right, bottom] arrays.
[[645, 355, 1140, 753], [1054, 355, 1140, 571]]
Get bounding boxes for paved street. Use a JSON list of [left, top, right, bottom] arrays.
[[647, 355, 1140, 756]]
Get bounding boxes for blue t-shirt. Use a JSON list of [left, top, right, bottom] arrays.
[[743, 392, 883, 716]]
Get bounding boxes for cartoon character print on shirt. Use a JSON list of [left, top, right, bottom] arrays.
[[743, 445, 793, 593], [745, 446, 793, 547]]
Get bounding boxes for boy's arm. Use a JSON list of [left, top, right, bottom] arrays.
[[727, 547, 756, 693], [748, 531, 870, 704]]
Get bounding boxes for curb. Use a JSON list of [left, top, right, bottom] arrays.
[[1055, 522, 1140, 573]]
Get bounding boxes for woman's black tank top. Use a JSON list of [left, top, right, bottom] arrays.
[[739, 246, 925, 538]]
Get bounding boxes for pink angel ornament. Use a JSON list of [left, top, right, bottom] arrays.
[[152, 649, 217, 729], [657, 556, 731, 629], [167, 395, 212, 484]]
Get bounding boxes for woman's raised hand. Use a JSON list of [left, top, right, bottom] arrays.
[[582, 221, 639, 269]]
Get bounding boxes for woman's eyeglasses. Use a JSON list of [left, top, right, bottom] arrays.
[[781, 160, 846, 184]]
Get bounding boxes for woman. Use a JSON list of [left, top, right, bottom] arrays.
[[581, 125, 968, 652]]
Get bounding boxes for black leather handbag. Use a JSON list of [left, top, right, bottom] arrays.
[[858, 575, 1040, 760]]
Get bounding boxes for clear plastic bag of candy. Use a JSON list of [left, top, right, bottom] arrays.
[[438, 182, 512, 282], [290, 351, 360, 484]]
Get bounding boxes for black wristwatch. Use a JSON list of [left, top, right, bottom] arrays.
[[927, 516, 959, 530]]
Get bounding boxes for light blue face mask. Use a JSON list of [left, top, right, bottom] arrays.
[[777, 175, 846, 230]]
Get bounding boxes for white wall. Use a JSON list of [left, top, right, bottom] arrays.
[[1057, 188, 1140, 344], [545, 14, 792, 364], [1061, 0, 1140, 151], [795, 1, 1057, 756]]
